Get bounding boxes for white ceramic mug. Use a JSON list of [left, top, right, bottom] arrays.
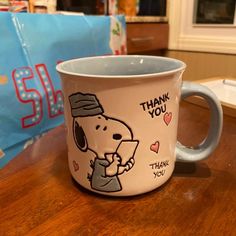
[[56, 55, 223, 196]]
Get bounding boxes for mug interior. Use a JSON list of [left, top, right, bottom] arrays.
[[57, 55, 186, 78]]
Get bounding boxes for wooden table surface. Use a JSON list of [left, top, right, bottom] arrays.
[[1, 102, 236, 236]]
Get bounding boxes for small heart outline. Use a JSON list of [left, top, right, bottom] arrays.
[[150, 141, 160, 154], [73, 160, 79, 172], [164, 112, 172, 126]]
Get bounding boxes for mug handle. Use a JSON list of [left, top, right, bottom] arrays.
[[176, 81, 223, 162]]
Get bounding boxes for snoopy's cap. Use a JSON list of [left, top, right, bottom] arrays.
[[69, 92, 104, 117]]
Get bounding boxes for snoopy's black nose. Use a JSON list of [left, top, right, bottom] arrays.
[[113, 133, 122, 140]]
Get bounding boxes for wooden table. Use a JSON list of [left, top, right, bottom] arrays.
[[1, 102, 236, 236]]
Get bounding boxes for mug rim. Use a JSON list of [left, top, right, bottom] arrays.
[[56, 55, 186, 79]]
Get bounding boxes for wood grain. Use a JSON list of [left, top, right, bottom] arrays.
[[1, 102, 236, 236], [127, 23, 169, 54]]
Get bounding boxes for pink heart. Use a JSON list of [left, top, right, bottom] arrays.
[[73, 160, 79, 172], [150, 141, 160, 154], [164, 112, 172, 126]]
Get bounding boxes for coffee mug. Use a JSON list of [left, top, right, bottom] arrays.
[[56, 55, 223, 196]]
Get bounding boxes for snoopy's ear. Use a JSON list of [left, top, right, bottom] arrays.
[[73, 120, 88, 152]]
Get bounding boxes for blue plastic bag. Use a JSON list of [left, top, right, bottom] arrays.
[[0, 12, 126, 168]]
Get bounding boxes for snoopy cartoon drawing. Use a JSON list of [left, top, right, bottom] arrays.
[[69, 92, 139, 193]]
